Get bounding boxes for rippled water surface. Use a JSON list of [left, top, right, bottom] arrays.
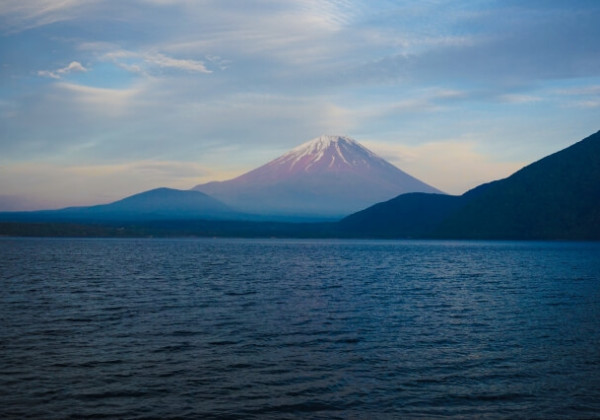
[[1, 238, 599, 419]]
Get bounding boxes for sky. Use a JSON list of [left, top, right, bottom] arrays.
[[1, 0, 599, 210]]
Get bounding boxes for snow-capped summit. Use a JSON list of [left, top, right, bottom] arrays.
[[287, 135, 362, 160], [193, 135, 442, 218], [272, 135, 384, 174]]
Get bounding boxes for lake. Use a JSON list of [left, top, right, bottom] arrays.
[[1, 238, 599, 419]]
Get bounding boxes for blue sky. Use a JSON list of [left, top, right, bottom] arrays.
[[1, 0, 599, 210]]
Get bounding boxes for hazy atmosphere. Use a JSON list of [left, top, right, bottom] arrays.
[[1, 0, 599, 210]]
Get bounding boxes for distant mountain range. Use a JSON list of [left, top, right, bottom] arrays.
[[193, 135, 441, 217], [0, 188, 240, 222], [341, 130, 600, 239], [0, 135, 441, 222], [1, 130, 599, 240]]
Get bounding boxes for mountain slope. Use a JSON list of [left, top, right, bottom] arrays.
[[193, 135, 441, 217], [0, 188, 239, 222], [340, 130, 600, 240], [436, 130, 600, 239], [339, 193, 463, 238]]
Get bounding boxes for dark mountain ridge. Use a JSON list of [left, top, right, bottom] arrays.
[[437, 130, 600, 239], [341, 130, 600, 239]]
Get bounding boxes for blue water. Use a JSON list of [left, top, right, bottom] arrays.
[[1, 238, 599, 419]]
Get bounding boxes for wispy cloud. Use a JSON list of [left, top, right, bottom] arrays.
[[565, 100, 600, 109], [497, 94, 542, 104], [556, 85, 600, 96], [0, 0, 99, 32], [153, 0, 361, 71], [553, 84, 600, 108], [144, 52, 211, 73], [101, 49, 212, 75], [38, 61, 87, 79]]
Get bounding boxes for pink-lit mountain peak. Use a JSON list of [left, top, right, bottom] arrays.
[[287, 135, 366, 161], [193, 135, 442, 217], [276, 135, 372, 172], [244, 135, 392, 179]]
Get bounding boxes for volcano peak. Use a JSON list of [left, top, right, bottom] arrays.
[[193, 135, 441, 217]]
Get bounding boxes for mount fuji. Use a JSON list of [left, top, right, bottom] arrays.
[[193, 135, 442, 218]]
